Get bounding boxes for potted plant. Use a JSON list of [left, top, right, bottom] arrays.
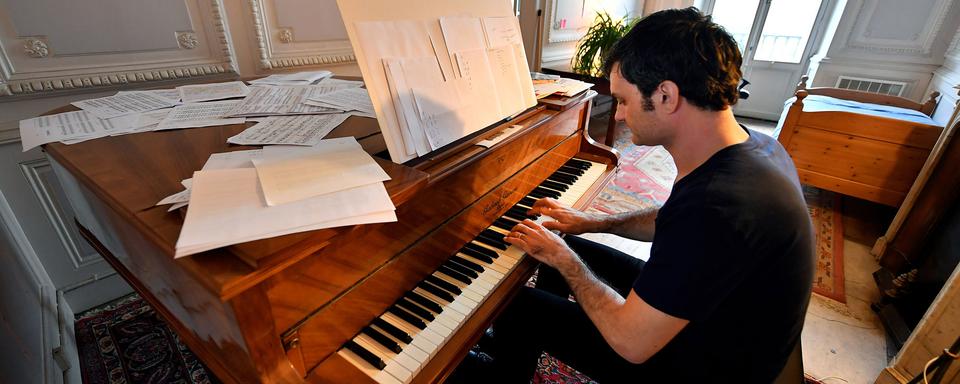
[[571, 11, 637, 77]]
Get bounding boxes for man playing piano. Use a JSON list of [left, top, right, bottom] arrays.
[[470, 7, 814, 383]]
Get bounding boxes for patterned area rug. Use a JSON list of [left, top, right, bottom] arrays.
[[804, 186, 846, 303], [76, 295, 217, 384]]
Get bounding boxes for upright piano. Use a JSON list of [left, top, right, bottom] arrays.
[[45, 90, 618, 383]]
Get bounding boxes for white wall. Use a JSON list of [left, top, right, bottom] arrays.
[[809, 0, 960, 106], [539, 0, 647, 68]]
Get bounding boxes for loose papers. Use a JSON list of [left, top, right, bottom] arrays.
[[19, 110, 139, 151], [226, 114, 350, 146], [175, 167, 395, 258], [247, 70, 333, 86], [174, 138, 396, 258], [177, 81, 250, 103], [156, 100, 245, 130], [71, 91, 178, 119], [252, 137, 390, 206]]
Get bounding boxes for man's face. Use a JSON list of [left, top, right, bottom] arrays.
[[609, 63, 664, 146]]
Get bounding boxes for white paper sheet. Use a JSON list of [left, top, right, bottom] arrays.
[[316, 78, 365, 88], [481, 16, 524, 48], [247, 70, 333, 86], [305, 88, 375, 114], [476, 124, 523, 148], [576, 233, 651, 262], [118, 89, 182, 102], [175, 167, 395, 257], [252, 137, 391, 206], [156, 100, 245, 130], [228, 85, 344, 117], [412, 84, 465, 150], [226, 114, 350, 146], [383, 59, 418, 156], [71, 92, 179, 119], [439, 16, 486, 71], [177, 81, 250, 103], [19, 110, 139, 151], [202, 149, 263, 170]]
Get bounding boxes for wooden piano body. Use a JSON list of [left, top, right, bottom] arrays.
[[45, 91, 617, 383]]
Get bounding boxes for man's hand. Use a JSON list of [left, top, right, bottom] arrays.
[[504, 219, 577, 272], [528, 198, 605, 235]]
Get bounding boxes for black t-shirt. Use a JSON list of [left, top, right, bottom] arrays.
[[633, 128, 814, 383]]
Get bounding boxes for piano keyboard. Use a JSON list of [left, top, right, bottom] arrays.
[[337, 158, 606, 384]]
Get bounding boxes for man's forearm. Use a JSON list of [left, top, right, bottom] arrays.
[[557, 255, 629, 347], [594, 207, 658, 241]]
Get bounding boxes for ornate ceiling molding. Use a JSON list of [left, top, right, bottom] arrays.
[[845, 0, 953, 57], [0, 0, 238, 98]]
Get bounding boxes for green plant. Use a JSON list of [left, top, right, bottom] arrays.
[[571, 11, 637, 77]]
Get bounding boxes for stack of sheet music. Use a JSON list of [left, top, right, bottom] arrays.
[[533, 77, 593, 99], [166, 137, 396, 258], [18, 73, 367, 151]]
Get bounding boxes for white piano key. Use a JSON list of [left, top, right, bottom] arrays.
[[337, 349, 404, 384]]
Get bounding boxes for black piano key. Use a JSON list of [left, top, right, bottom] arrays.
[[344, 340, 386, 370], [565, 158, 592, 169], [518, 197, 538, 207], [528, 189, 560, 200], [459, 247, 494, 264], [503, 209, 531, 222], [534, 187, 562, 199], [541, 180, 569, 192], [418, 281, 454, 302], [439, 265, 473, 284], [476, 233, 508, 250], [373, 318, 413, 344], [406, 292, 443, 313], [398, 298, 436, 321], [491, 218, 514, 231], [426, 275, 462, 295], [450, 255, 484, 273], [444, 260, 480, 279], [389, 306, 428, 329], [363, 326, 402, 353], [559, 165, 585, 176], [464, 242, 499, 259], [547, 173, 577, 185], [506, 207, 537, 220]]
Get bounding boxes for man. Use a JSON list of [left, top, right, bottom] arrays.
[[485, 7, 814, 383]]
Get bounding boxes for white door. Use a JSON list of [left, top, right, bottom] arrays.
[[705, 0, 830, 120]]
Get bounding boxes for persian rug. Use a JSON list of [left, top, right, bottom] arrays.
[[76, 295, 217, 384], [804, 186, 846, 303]]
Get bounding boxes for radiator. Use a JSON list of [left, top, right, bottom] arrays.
[[836, 76, 906, 97]]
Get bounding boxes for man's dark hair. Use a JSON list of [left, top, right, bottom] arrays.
[[602, 7, 742, 111]]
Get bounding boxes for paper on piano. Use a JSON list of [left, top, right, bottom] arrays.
[[252, 137, 391, 206], [316, 78, 364, 88], [476, 124, 523, 148], [226, 114, 350, 146], [556, 78, 594, 97], [156, 100, 246, 130], [304, 87, 375, 115], [227, 85, 343, 117], [177, 81, 250, 103], [19, 110, 139, 151], [247, 70, 333, 86], [533, 81, 565, 99], [175, 167, 395, 258], [413, 83, 467, 150], [202, 149, 262, 170], [117, 89, 182, 103], [71, 91, 179, 119], [157, 179, 193, 211], [481, 16, 524, 48]]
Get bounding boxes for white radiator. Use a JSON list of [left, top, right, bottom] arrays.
[[835, 76, 906, 97]]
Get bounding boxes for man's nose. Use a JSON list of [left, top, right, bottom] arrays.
[[614, 106, 625, 122]]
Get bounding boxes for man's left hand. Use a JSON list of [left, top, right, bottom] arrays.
[[504, 219, 577, 271]]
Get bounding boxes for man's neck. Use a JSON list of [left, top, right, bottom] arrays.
[[665, 108, 748, 182]]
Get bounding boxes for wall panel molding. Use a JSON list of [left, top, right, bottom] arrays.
[[246, 0, 354, 71], [845, 0, 952, 56], [19, 158, 101, 269], [0, 0, 238, 98]]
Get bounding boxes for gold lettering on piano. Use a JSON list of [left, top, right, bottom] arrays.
[[481, 187, 518, 219]]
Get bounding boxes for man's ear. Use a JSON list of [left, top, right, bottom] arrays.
[[658, 81, 681, 113]]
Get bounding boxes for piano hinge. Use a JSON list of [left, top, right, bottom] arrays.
[[282, 332, 307, 376]]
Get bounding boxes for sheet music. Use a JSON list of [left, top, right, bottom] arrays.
[[71, 92, 178, 119], [252, 137, 391, 206], [412, 84, 465, 150], [118, 89, 182, 102], [19, 110, 139, 151], [177, 81, 250, 103], [227, 86, 343, 117], [476, 124, 523, 148], [481, 16, 524, 48], [156, 100, 245, 130], [439, 16, 486, 75], [383, 59, 419, 156], [226, 114, 350, 146], [305, 88, 375, 114], [316, 78, 365, 88], [175, 167, 396, 258], [247, 70, 333, 86]]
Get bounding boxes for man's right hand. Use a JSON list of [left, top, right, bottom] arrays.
[[527, 198, 606, 235]]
